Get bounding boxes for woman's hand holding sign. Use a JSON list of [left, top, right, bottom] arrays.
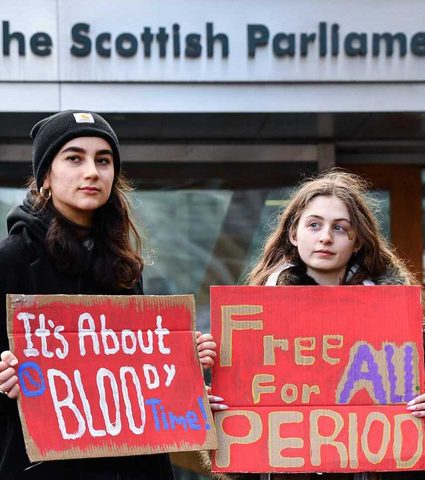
[[0, 350, 19, 399], [195, 331, 228, 411], [407, 393, 425, 417], [196, 331, 217, 369], [205, 385, 228, 412]]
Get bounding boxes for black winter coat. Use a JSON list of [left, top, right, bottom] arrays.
[[0, 201, 174, 480]]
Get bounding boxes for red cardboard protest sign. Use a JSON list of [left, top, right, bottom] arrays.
[[210, 285, 424, 474], [7, 294, 217, 461]]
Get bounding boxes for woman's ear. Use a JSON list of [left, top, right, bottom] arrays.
[[289, 228, 298, 247], [353, 240, 362, 254], [42, 174, 51, 190]]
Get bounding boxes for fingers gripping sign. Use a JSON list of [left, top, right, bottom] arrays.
[[196, 331, 217, 370], [407, 393, 425, 417], [0, 350, 20, 399], [206, 385, 228, 412]]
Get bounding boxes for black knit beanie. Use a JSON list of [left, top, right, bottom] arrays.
[[31, 110, 121, 189]]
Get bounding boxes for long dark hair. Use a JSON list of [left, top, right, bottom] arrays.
[[28, 174, 143, 291]]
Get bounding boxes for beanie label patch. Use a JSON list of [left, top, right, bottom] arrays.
[[73, 112, 95, 123]]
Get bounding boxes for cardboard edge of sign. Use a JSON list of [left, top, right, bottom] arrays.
[[6, 293, 218, 462], [7, 293, 198, 330], [26, 438, 218, 463]]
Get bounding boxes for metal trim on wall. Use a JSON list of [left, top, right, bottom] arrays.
[[0, 144, 319, 163]]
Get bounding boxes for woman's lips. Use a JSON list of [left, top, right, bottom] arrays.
[[314, 250, 335, 256], [79, 186, 100, 194]]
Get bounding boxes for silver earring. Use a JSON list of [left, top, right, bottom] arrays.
[[39, 187, 52, 200]]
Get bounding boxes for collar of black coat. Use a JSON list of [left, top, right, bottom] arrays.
[[276, 263, 319, 286], [7, 192, 92, 241]]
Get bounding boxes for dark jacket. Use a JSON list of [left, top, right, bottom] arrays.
[[0, 200, 174, 480]]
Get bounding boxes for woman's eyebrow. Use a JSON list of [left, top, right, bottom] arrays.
[[96, 149, 113, 156], [305, 214, 352, 224], [334, 218, 352, 224], [60, 147, 113, 156], [60, 146, 85, 154]]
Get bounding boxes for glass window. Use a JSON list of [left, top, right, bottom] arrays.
[[0, 187, 26, 239], [0, 176, 390, 331], [132, 187, 291, 332], [369, 189, 391, 242]]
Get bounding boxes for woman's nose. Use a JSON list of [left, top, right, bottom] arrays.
[[319, 227, 333, 243], [83, 159, 100, 179]]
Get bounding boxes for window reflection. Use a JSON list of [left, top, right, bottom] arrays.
[[0, 184, 391, 330], [0, 187, 26, 239], [368, 189, 390, 242]]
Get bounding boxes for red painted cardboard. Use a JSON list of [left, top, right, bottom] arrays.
[[7, 294, 217, 461], [210, 285, 424, 473]]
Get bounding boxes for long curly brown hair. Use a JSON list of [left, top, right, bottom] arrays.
[[248, 170, 415, 286]]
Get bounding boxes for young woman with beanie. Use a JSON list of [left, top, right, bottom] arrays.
[[0, 110, 216, 479]]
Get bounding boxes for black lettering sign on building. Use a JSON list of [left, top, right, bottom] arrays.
[[2, 21, 52, 56], [0, 18, 425, 63]]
